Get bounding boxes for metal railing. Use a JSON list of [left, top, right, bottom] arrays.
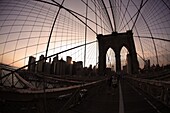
[[0, 71, 107, 113], [126, 76, 170, 107]]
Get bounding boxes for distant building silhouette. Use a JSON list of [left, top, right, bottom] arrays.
[[27, 54, 87, 76], [66, 56, 72, 64], [72, 61, 83, 75], [37, 55, 45, 72], [51, 55, 58, 74], [76, 61, 83, 75], [44, 62, 51, 74], [144, 59, 150, 70], [66, 56, 73, 75], [28, 56, 36, 72], [57, 58, 66, 75]]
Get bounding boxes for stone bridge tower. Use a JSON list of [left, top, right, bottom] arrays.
[[97, 30, 139, 75]]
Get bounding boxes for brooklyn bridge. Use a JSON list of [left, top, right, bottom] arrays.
[[0, 0, 170, 113]]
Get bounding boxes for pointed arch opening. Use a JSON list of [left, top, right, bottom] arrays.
[[106, 48, 116, 72], [97, 30, 139, 75], [120, 46, 129, 72]]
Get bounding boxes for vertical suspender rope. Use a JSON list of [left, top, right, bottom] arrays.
[[109, 0, 117, 31], [131, 0, 159, 65], [43, 0, 65, 113], [101, 0, 114, 32], [94, 0, 98, 66], [45, 0, 65, 57], [84, 0, 88, 67]]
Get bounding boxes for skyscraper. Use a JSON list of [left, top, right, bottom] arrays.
[[51, 55, 58, 74], [28, 56, 36, 72], [66, 56, 72, 64], [66, 56, 73, 75], [37, 55, 45, 72]]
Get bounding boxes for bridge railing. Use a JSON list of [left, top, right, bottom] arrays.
[[0, 73, 107, 113], [55, 78, 107, 113], [0, 67, 85, 89], [0, 67, 34, 89], [126, 76, 170, 107]]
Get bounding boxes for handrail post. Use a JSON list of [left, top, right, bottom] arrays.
[[11, 73, 14, 88]]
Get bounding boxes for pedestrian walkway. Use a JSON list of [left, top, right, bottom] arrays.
[[68, 82, 119, 113], [67, 78, 170, 113], [121, 79, 170, 113]]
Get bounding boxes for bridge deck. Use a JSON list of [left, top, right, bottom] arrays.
[[67, 78, 170, 113], [1, 78, 170, 113]]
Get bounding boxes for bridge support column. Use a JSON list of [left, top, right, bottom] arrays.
[[130, 53, 139, 74], [128, 31, 139, 74], [97, 30, 139, 75], [97, 34, 106, 76], [115, 52, 121, 73]]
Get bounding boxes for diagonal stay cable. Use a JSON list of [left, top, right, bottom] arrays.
[[118, 0, 130, 31], [131, 0, 145, 30], [91, 0, 112, 33], [34, 0, 97, 34], [44, 0, 65, 112], [51, 0, 97, 34], [117, 0, 147, 62], [134, 36, 170, 42], [108, 0, 117, 31], [99, 0, 113, 32], [45, 0, 65, 57], [81, 0, 111, 33], [120, 0, 148, 31], [131, 0, 159, 65], [161, 0, 170, 11]]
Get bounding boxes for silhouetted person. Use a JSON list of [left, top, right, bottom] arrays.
[[107, 75, 112, 87]]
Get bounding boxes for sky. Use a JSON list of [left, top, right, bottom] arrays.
[[0, 0, 170, 70]]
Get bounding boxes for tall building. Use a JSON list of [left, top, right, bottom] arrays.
[[66, 56, 72, 64], [57, 58, 66, 75], [73, 61, 83, 75], [66, 56, 73, 75], [44, 62, 51, 74], [51, 55, 58, 74], [144, 59, 150, 70], [37, 55, 45, 72], [28, 56, 36, 72]]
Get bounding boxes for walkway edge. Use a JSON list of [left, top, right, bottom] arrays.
[[119, 80, 124, 113]]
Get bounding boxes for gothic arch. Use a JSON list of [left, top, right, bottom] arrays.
[[97, 30, 139, 75], [120, 46, 129, 69], [106, 47, 115, 69]]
